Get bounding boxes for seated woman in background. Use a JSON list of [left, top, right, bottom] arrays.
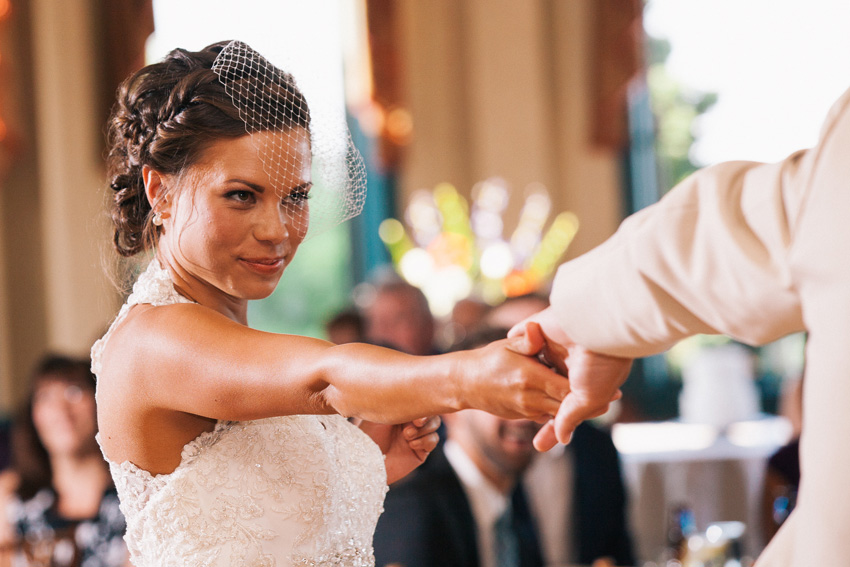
[[762, 374, 803, 544], [0, 355, 127, 567]]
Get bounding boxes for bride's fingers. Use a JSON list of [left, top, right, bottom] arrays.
[[543, 375, 571, 402], [408, 431, 440, 459], [507, 316, 534, 339], [532, 398, 563, 420], [405, 416, 441, 440]]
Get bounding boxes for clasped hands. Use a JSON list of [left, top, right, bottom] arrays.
[[361, 305, 633, 483], [507, 306, 633, 452]]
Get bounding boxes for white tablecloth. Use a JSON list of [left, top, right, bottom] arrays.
[[612, 417, 792, 564]]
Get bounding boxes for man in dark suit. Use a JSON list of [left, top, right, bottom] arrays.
[[373, 416, 634, 567]]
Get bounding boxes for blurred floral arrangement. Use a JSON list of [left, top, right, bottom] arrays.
[[378, 178, 579, 317]]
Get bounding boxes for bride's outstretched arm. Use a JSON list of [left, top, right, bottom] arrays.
[[101, 303, 568, 425]]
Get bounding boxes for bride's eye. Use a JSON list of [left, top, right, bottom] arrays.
[[284, 188, 312, 206], [226, 190, 255, 204]]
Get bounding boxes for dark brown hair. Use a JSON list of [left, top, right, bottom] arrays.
[[11, 355, 98, 500], [106, 41, 311, 257]]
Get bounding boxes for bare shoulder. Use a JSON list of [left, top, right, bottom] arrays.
[[99, 303, 242, 383], [95, 300, 327, 418], [95, 303, 230, 425], [96, 303, 225, 473], [97, 298, 336, 463]]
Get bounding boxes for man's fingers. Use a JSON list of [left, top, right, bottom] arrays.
[[505, 321, 545, 356], [533, 419, 575, 451], [584, 404, 613, 420], [532, 421, 558, 451], [535, 394, 616, 450], [538, 398, 564, 419], [552, 396, 591, 445]]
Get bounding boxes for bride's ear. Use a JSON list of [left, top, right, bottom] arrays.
[[142, 165, 171, 219]]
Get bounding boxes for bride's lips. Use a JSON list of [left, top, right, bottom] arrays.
[[239, 256, 286, 275]]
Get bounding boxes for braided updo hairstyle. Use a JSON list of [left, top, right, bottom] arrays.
[[106, 41, 311, 257]]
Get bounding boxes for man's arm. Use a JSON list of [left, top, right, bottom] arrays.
[[512, 134, 818, 448]]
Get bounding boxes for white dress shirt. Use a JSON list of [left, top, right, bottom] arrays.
[[445, 439, 576, 567], [443, 440, 509, 567], [524, 443, 574, 566]]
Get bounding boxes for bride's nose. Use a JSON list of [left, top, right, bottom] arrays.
[[254, 204, 290, 244]]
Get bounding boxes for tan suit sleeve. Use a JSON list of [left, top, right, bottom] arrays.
[[549, 140, 818, 358], [550, 87, 850, 567]]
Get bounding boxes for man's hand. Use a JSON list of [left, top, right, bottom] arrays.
[[508, 307, 632, 451]]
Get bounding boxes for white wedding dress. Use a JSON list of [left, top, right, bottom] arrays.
[[91, 261, 388, 567]]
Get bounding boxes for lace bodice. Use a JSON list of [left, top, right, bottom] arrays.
[[91, 261, 388, 567]]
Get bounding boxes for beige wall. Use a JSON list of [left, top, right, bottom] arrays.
[[31, 0, 118, 352], [0, 0, 119, 411], [0, 0, 49, 412], [395, 0, 624, 259]]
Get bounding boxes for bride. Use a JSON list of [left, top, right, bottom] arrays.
[[93, 40, 567, 566]]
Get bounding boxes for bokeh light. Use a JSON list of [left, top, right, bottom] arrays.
[[381, 178, 579, 316]]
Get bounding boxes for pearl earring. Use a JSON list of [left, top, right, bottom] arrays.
[[152, 212, 163, 226]]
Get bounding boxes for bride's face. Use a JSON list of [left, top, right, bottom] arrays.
[[158, 128, 312, 303]]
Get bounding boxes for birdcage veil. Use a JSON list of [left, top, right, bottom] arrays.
[[211, 40, 367, 239]]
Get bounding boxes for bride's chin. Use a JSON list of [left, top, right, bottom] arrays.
[[224, 271, 287, 301], [242, 284, 280, 301]]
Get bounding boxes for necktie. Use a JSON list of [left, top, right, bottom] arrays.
[[493, 503, 520, 567], [493, 485, 544, 567]]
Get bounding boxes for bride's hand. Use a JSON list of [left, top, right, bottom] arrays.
[[359, 416, 442, 484], [454, 322, 569, 422]]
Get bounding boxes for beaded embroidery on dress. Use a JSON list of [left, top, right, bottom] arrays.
[[91, 261, 388, 567]]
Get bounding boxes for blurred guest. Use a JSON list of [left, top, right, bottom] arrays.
[[762, 376, 803, 544], [444, 298, 491, 349], [373, 330, 634, 567], [762, 438, 800, 543], [486, 294, 549, 332], [0, 355, 127, 567], [324, 307, 365, 345], [364, 280, 437, 355]]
